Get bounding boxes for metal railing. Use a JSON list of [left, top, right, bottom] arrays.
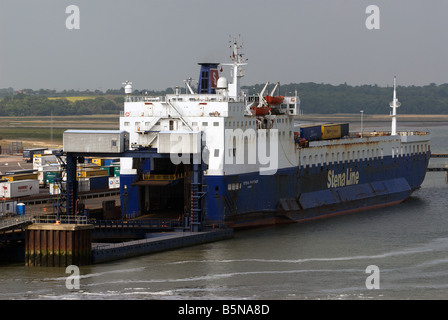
[[92, 218, 182, 231], [0, 214, 34, 231], [32, 214, 88, 225], [141, 172, 185, 181]]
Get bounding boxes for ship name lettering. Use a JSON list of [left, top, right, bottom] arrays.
[[327, 169, 359, 188]]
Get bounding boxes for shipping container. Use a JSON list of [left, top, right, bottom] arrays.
[[340, 123, 349, 137], [89, 176, 109, 191], [33, 154, 58, 169], [108, 176, 120, 189], [75, 176, 109, 192], [321, 123, 350, 140], [4, 169, 36, 175], [0, 180, 40, 199], [100, 165, 120, 176], [92, 158, 104, 166], [299, 125, 322, 141], [63, 130, 129, 153], [76, 169, 110, 178], [37, 164, 62, 186], [104, 158, 119, 166], [321, 123, 342, 140], [45, 171, 62, 184], [22, 148, 47, 162], [3, 173, 38, 182], [44, 149, 62, 155]]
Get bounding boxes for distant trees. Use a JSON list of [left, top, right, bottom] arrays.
[[1, 83, 448, 116], [243, 82, 448, 114], [0, 95, 122, 116]]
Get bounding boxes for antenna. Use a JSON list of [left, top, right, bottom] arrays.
[[389, 76, 401, 135]]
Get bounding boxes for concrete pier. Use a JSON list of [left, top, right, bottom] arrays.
[[25, 223, 94, 267], [91, 229, 233, 264]]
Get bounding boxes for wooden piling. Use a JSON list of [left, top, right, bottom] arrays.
[[25, 224, 93, 267]]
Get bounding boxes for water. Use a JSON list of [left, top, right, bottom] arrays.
[[1, 123, 448, 300]]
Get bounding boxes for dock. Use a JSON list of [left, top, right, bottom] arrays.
[[92, 229, 233, 264], [17, 215, 233, 267]]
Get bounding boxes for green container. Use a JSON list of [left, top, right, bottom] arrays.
[[45, 171, 62, 184]]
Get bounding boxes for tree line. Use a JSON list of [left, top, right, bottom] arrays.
[[1, 83, 448, 116], [0, 94, 123, 116], [251, 82, 448, 114]]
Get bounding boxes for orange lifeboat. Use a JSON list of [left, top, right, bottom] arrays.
[[251, 106, 271, 116], [265, 95, 284, 106]]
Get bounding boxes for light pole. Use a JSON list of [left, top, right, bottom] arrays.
[[360, 110, 364, 138]]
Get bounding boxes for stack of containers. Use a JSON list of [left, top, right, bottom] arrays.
[[76, 158, 120, 192], [48, 157, 120, 194], [33, 154, 62, 187]]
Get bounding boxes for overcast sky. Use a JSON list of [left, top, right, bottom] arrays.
[[1, 0, 447, 91]]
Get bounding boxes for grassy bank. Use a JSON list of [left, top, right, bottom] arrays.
[[0, 114, 119, 149], [1, 113, 446, 150]]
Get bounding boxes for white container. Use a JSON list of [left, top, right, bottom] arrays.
[[49, 182, 61, 195], [33, 154, 58, 169], [108, 177, 120, 189], [0, 180, 40, 199], [63, 130, 129, 153]]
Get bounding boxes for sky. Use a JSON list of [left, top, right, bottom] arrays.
[[1, 0, 447, 91]]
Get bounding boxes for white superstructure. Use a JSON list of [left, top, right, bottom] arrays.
[[119, 38, 300, 176]]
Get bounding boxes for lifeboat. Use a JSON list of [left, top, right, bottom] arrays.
[[251, 106, 271, 116], [265, 95, 284, 106]]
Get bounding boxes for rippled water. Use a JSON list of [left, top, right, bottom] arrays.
[[1, 123, 448, 300]]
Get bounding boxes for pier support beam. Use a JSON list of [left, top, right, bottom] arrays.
[[65, 153, 78, 216], [25, 224, 93, 267]]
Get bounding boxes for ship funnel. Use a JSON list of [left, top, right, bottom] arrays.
[[197, 63, 220, 94]]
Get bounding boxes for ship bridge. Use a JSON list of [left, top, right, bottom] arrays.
[[115, 38, 300, 226]]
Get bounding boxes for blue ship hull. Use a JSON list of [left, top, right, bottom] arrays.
[[204, 151, 430, 229]]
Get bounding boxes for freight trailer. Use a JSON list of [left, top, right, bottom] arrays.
[[3, 173, 38, 182], [77, 176, 110, 192], [321, 123, 350, 140], [33, 154, 58, 169], [299, 125, 322, 141], [0, 180, 40, 199], [108, 176, 120, 189], [37, 164, 63, 186], [22, 148, 47, 162]]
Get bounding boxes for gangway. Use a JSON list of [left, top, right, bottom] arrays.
[[0, 214, 34, 232]]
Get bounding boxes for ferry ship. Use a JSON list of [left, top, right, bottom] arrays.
[[118, 38, 431, 229]]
